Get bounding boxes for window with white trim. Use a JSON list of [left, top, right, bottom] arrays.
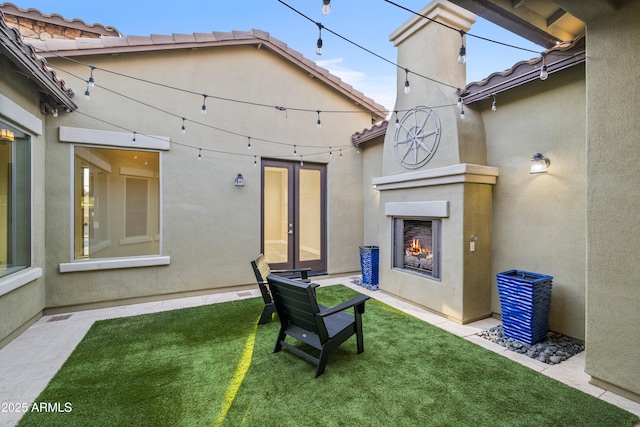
[[74, 146, 160, 260], [0, 121, 30, 278]]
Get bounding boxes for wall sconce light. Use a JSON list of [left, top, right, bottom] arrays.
[[0, 128, 15, 143], [530, 153, 550, 174], [234, 173, 245, 187]]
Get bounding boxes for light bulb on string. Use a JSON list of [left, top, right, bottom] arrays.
[[491, 95, 497, 112], [457, 96, 463, 109], [316, 110, 322, 128], [460, 105, 465, 120], [539, 54, 549, 80], [300, 156, 304, 166], [198, 148, 202, 160], [394, 110, 400, 128], [254, 155, 257, 167], [247, 136, 252, 150], [294, 145, 297, 155], [404, 69, 411, 94], [132, 131, 137, 143], [181, 118, 186, 134], [316, 23, 324, 56], [201, 94, 208, 115], [458, 30, 466, 64], [321, 0, 331, 16], [339, 149, 343, 159], [84, 81, 91, 100], [330, 146, 333, 157], [88, 66, 96, 88]]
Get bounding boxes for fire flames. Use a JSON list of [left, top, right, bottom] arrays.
[[407, 238, 430, 256]]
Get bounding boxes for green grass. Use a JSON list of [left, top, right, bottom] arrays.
[[19, 286, 638, 427]]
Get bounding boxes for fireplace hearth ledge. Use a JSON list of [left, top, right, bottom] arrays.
[[372, 163, 499, 191]]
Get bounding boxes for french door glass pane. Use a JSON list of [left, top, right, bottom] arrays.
[[299, 168, 321, 262], [263, 166, 288, 264]]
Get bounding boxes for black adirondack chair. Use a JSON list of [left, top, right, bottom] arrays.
[[266, 274, 370, 377], [250, 253, 311, 325]]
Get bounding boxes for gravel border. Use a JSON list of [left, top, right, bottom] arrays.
[[478, 325, 584, 365]]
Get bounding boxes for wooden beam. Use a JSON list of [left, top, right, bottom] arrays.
[[547, 8, 567, 27]]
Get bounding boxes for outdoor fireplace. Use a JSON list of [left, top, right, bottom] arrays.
[[393, 218, 440, 279]]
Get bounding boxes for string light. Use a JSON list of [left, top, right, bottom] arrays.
[[404, 68, 411, 94], [460, 105, 465, 120], [88, 65, 96, 88], [132, 131, 137, 143], [181, 117, 186, 134], [254, 155, 257, 166], [316, 23, 324, 56], [84, 82, 91, 100], [330, 146, 333, 157], [539, 53, 549, 80], [321, 0, 331, 16], [316, 110, 322, 128], [457, 96, 463, 109], [491, 95, 497, 111], [247, 136, 252, 150], [458, 30, 466, 64], [198, 148, 202, 160], [395, 111, 400, 128], [300, 155, 304, 166], [340, 149, 343, 159], [201, 94, 208, 115], [294, 144, 297, 155]]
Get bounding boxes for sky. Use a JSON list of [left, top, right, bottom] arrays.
[[11, 0, 544, 111]]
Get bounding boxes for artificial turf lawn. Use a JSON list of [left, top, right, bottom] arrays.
[[19, 285, 639, 426]]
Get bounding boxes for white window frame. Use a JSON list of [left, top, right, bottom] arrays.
[[0, 94, 42, 296], [58, 127, 170, 273]]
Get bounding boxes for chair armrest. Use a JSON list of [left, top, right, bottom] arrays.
[[271, 268, 311, 280], [318, 294, 370, 317]]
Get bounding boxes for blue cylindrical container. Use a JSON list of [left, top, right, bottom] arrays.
[[359, 246, 379, 290]]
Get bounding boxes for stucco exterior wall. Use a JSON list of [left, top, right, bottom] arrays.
[[0, 56, 47, 347], [482, 65, 587, 339], [584, 0, 640, 400], [361, 137, 384, 246], [43, 44, 371, 310]]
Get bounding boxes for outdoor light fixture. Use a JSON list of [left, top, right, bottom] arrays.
[[539, 54, 549, 81], [457, 30, 466, 64], [316, 23, 323, 56], [234, 173, 245, 187], [0, 128, 15, 143], [321, 0, 331, 16], [530, 153, 550, 174], [404, 69, 410, 94]]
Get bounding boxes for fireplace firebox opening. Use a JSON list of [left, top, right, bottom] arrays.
[[393, 218, 441, 279]]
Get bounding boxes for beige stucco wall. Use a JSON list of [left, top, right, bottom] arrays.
[[43, 43, 372, 310], [583, 0, 640, 400], [0, 55, 47, 347], [482, 65, 587, 340], [361, 137, 384, 246]]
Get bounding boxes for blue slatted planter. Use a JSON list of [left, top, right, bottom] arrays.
[[359, 246, 379, 290], [497, 270, 553, 345]]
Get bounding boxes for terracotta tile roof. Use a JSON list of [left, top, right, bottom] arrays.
[[352, 120, 388, 146], [0, 10, 76, 111], [27, 28, 387, 122], [462, 35, 585, 104], [0, 2, 121, 37]]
